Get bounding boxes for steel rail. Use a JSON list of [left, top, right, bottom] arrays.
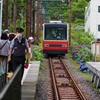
[[60, 57, 87, 100], [49, 57, 60, 100], [48, 57, 87, 100]]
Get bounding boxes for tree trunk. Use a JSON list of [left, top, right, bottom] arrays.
[[4, 0, 8, 29], [26, 0, 31, 38], [13, 0, 16, 32]]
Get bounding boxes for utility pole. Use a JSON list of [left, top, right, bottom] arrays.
[[35, 8, 39, 43], [33, 7, 35, 37], [4, 0, 8, 29], [32, 0, 36, 38], [26, 0, 31, 38], [69, 0, 72, 47]]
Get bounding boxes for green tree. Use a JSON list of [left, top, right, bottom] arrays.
[[72, 0, 88, 26]]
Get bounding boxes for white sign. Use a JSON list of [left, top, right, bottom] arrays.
[[75, 26, 84, 30]]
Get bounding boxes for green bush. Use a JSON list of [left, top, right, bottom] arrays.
[[71, 30, 94, 64], [32, 45, 43, 69]]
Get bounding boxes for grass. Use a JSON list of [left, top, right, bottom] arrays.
[[67, 53, 92, 81]]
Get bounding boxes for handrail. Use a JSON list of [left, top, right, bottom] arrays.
[[0, 65, 22, 100]]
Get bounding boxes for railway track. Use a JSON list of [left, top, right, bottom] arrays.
[[47, 57, 87, 100]]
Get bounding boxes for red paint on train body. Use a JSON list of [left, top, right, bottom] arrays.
[[42, 21, 69, 55]]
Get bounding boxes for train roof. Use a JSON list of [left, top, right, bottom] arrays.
[[49, 20, 62, 23], [42, 21, 68, 28], [43, 20, 67, 24], [43, 22, 67, 25]]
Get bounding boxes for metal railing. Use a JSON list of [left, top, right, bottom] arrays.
[[0, 65, 22, 100], [0, 58, 8, 90]]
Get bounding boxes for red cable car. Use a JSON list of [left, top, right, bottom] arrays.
[[42, 21, 69, 56]]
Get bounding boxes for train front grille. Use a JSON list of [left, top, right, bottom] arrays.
[[49, 44, 62, 47]]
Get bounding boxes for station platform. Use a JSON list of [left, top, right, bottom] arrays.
[[86, 62, 100, 88], [21, 61, 40, 100]]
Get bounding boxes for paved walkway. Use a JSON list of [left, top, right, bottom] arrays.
[[21, 61, 40, 100]]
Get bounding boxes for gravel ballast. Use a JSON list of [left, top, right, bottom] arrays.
[[34, 56, 100, 100]]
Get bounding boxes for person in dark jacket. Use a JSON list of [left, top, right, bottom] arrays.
[[8, 28, 29, 79]]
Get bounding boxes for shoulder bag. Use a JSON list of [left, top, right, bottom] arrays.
[[0, 41, 8, 50]]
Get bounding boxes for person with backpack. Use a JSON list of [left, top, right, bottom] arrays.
[[8, 28, 29, 79]]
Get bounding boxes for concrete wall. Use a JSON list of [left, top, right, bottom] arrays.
[[85, 0, 100, 38]]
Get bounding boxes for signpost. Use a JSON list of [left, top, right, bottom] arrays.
[[0, 0, 3, 36]]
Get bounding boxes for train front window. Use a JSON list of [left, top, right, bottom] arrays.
[[45, 25, 67, 40]]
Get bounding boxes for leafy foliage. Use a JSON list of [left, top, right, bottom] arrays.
[[71, 30, 94, 46], [72, 0, 88, 24], [32, 45, 43, 61], [32, 45, 43, 69], [2, 0, 90, 35], [2, 0, 26, 33], [41, 0, 89, 25], [71, 30, 94, 66], [95, 55, 100, 62]]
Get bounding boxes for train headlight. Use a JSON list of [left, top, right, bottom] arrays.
[[44, 44, 49, 47], [62, 44, 67, 47]]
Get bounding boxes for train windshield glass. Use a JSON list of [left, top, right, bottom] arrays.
[[44, 24, 67, 40]]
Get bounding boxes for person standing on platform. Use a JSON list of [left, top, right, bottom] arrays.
[[8, 28, 29, 79], [8, 33, 16, 72], [8, 28, 24, 73], [28, 36, 34, 61], [0, 33, 10, 80], [3, 29, 10, 38]]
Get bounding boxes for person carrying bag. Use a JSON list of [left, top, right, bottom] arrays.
[[0, 33, 10, 84], [8, 28, 30, 79]]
